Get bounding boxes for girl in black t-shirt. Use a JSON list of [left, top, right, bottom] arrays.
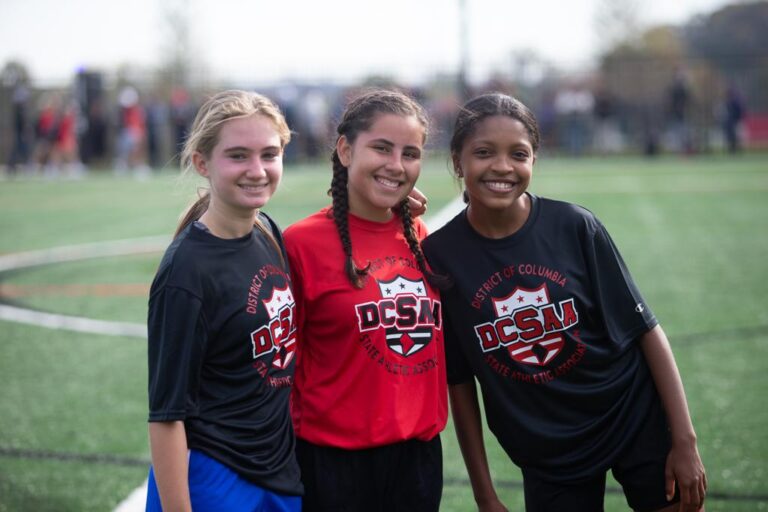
[[146, 90, 302, 511], [422, 93, 706, 512]]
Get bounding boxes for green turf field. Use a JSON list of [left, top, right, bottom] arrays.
[[1, 153, 767, 511]]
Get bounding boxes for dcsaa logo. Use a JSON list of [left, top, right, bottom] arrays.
[[355, 275, 441, 357], [474, 283, 578, 366], [250, 285, 297, 369]]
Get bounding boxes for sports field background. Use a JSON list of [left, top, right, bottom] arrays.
[[1, 153, 767, 511]]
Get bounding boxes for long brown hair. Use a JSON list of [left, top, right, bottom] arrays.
[[329, 88, 438, 289]]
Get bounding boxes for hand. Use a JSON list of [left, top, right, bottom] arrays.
[[407, 187, 428, 217], [477, 497, 509, 512], [665, 440, 707, 511]]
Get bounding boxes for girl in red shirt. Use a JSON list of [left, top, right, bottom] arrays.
[[284, 89, 448, 511]]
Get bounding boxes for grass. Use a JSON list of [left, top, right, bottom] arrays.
[[1, 152, 767, 511]]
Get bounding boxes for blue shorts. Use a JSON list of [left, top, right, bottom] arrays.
[[146, 449, 301, 512]]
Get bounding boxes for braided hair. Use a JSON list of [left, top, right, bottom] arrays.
[[329, 88, 441, 289]]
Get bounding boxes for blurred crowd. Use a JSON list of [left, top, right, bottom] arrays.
[[0, 68, 752, 178]]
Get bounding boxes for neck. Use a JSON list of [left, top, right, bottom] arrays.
[[467, 194, 530, 239], [347, 196, 394, 223], [198, 201, 257, 239]]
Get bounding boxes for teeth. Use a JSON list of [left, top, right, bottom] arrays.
[[375, 176, 400, 188], [239, 184, 266, 191], [484, 181, 515, 191]]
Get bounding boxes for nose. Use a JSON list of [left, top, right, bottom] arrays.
[[246, 156, 268, 177], [491, 156, 515, 173], [385, 153, 405, 174]]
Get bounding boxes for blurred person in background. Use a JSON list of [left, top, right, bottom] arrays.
[[5, 80, 32, 175], [114, 86, 149, 177], [666, 69, 693, 155], [721, 84, 745, 154], [31, 92, 60, 174], [49, 96, 85, 178]]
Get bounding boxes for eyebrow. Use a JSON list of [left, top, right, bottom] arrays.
[[222, 145, 281, 152], [471, 140, 532, 149], [369, 138, 422, 152]]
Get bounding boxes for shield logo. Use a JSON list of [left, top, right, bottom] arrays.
[[378, 275, 432, 357], [261, 285, 297, 369], [492, 283, 564, 366]]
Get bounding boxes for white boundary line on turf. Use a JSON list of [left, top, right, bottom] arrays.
[[0, 304, 148, 338], [0, 236, 169, 338]]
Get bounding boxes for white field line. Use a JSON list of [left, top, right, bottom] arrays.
[[0, 236, 169, 273], [0, 236, 169, 338], [0, 304, 148, 338], [113, 198, 467, 512]]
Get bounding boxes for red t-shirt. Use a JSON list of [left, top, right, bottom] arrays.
[[284, 207, 448, 449]]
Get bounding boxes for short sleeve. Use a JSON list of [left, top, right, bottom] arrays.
[[147, 285, 208, 422], [585, 220, 658, 347]]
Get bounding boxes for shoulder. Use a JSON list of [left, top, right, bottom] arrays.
[[536, 195, 602, 234], [151, 226, 205, 295], [423, 209, 467, 253], [411, 215, 429, 240], [283, 207, 334, 246], [258, 210, 283, 237]]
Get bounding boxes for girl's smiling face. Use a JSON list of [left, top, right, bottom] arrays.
[[454, 115, 536, 217], [338, 113, 425, 222], [194, 114, 283, 217]]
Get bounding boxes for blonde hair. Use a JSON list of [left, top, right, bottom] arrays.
[[180, 89, 291, 175], [175, 90, 290, 263]]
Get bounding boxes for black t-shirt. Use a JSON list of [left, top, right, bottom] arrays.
[[147, 213, 302, 495], [423, 194, 662, 483]]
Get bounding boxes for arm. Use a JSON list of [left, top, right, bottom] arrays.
[[148, 421, 192, 512], [640, 325, 707, 512], [450, 381, 508, 512]]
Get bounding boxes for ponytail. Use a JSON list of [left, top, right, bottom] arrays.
[[175, 190, 210, 238]]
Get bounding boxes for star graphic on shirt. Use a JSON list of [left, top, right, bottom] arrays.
[[517, 296, 525, 303], [399, 283, 406, 290], [417, 287, 423, 294], [536, 296, 544, 303], [501, 305, 509, 312], [385, 288, 392, 294]]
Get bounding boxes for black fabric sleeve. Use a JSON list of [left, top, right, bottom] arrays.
[[147, 285, 208, 422], [584, 220, 658, 347]]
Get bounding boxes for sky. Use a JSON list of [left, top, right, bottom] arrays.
[[0, 0, 737, 87]]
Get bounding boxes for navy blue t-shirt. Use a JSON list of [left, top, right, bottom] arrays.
[[423, 194, 662, 482], [147, 213, 302, 495]]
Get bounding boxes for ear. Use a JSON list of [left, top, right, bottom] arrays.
[[192, 151, 209, 178], [336, 136, 352, 167], [451, 153, 463, 178]]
